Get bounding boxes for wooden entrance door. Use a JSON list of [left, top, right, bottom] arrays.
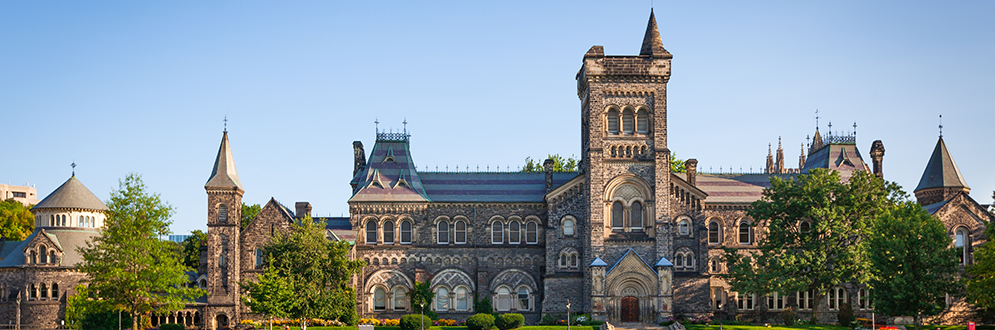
[[621, 296, 639, 322]]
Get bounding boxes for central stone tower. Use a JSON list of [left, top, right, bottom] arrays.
[[205, 130, 244, 329], [578, 10, 675, 323]]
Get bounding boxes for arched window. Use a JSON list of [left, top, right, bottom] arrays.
[[365, 220, 377, 244], [622, 109, 634, 134], [739, 222, 753, 245], [685, 252, 695, 270], [455, 220, 467, 244], [711, 259, 720, 272], [49, 215, 54, 227], [78, 215, 83, 227], [455, 286, 470, 311], [679, 219, 690, 236], [40, 283, 48, 299], [29, 283, 37, 299], [630, 201, 643, 229], [218, 204, 228, 224], [438, 221, 450, 244], [39, 247, 48, 264], [254, 248, 264, 269], [570, 254, 578, 268], [526, 221, 538, 244], [709, 221, 721, 244], [199, 279, 207, 289], [383, 220, 395, 244], [492, 222, 504, 244], [562, 217, 575, 236], [49, 251, 57, 265], [611, 201, 624, 230], [956, 228, 968, 265], [607, 109, 619, 135], [61, 214, 66, 226], [373, 287, 386, 311], [675, 253, 684, 268], [509, 221, 521, 244], [559, 248, 579, 270], [496, 287, 512, 311], [636, 109, 649, 134], [50, 283, 58, 299], [29, 250, 37, 264], [517, 287, 531, 311], [800, 221, 810, 233], [393, 288, 407, 311], [400, 221, 412, 244], [436, 287, 449, 311]]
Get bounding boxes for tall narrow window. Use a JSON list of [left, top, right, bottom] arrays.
[[611, 201, 624, 230], [497, 287, 511, 311], [436, 288, 449, 311], [393, 288, 407, 311], [255, 248, 264, 269], [739, 222, 752, 245], [709, 222, 720, 244], [78, 215, 84, 227], [675, 253, 684, 268], [492, 222, 504, 244], [383, 220, 395, 244], [630, 201, 643, 229], [563, 218, 575, 236], [607, 109, 619, 134], [51, 283, 58, 299], [40, 283, 47, 299], [29, 283, 37, 299], [526, 222, 538, 243], [636, 109, 649, 134], [30, 251, 37, 264], [61, 214, 66, 226], [955, 228, 967, 265], [622, 109, 634, 134], [438, 221, 450, 244], [373, 288, 386, 311], [456, 287, 469, 311], [40, 247, 48, 264], [49, 215, 54, 227], [517, 287, 530, 311], [455, 220, 467, 244], [365, 220, 377, 244], [400, 221, 412, 244], [218, 204, 228, 224], [50, 251, 57, 264], [679, 219, 690, 236], [509, 221, 521, 244]]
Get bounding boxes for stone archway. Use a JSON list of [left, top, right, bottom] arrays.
[[621, 296, 639, 322], [215, 314, 229, 329]]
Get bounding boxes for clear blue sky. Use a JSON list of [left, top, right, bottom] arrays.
[[2, 1, 992, 235]]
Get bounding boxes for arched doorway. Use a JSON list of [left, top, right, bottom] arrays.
[[215, 314, 229, 329], [621, 296, 639, 322]]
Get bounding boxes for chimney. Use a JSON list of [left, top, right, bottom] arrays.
[[353, 141, 366, 176], [686, 159, 698, 186], [870, 140, 885, 179], [543, 159, 555, 193], [295, 202, 312, 218]]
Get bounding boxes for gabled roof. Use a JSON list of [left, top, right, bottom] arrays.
[[607, 249, 657, 275], [34, 176, 108, 211], [205, 131, 243, 191], [349, 135, 430, 202], [0, 228, 99, 268], [590, 257, 608, 267], [639, 9, 672, 58], [655, 256, 673, 267], [915, 137, 969, 192]]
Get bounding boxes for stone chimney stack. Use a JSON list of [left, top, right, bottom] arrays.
[[544, 159, 555, 193], [353, 141, 366, 176], [686, 159, 698, 186], [295, 202, 312, 218], [870, 140, 885, 179]]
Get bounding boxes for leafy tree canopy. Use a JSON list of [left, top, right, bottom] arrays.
[[242, 202, 261, 228], [670, 152, 686, 173], [522, 154, 578, 172], [0, 198, 34, 240], [868, 201, 961, 330], [78, 173, 203, 330], [180, 229, 208, 269], [968, 209, 995, 310], [722, 169, 903, 323], [243, 216, 365, 328], [409, 281, 437, 319]]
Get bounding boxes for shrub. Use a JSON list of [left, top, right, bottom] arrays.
[[780, 307, 796, 326], [466, 313, 496, 330], [496, 313, 525, 330], [660, 316, 676, 326], [475, 297, 493, 314], [401, 314, 433, 330], [160, 324, 185, 330], [838, 302, 855, 327]]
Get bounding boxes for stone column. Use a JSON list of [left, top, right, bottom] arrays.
[[655, 257, 674, 322], [589, 258, 607, 321]]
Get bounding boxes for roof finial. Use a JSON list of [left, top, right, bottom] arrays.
[[223, 115, 228, 133], [939, 114, 943, 137], [403, 118, 408, 136], [853, 122, 857, 137], [828, 121, 833, 134], [71, 161, 76, 177], [375, 118, 380, 133], [815, 109, 820, 129]]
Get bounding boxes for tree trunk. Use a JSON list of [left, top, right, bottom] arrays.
[[811, 293, 825, 324], [914, 314, 921, 330], [133, 312, 141, 330]]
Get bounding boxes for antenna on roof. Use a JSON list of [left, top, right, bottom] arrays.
[[71, 161, 76, 177], [375, 118, 380, 134], [939, 114, 943, 137]]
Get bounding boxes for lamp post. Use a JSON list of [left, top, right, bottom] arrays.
[[566, 300, 571, 330], [420, 301, 425, 330]]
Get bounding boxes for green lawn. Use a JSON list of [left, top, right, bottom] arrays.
[[305, 327, 598, 330], [906, 326, 994, 330], [686, 325, 849, 330]]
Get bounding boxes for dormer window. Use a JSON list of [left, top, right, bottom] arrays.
[[39, 247, 48, 264]]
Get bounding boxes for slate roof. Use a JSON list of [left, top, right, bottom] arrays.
[[0, 228, 100, 268], [639, 9, 671, 58], [695, 174, 792, 204], [802, 143, 870, 181], [915, 137, 969, 192], [350, 135, 430, 202], [420, 172, 578, 203], [205, 131, 243, 191], [923, 200, 949, 215], [34, 176, 108, 211], [316, 216, 356, 244]]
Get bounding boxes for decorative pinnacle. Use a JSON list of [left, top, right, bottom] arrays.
[[939, 114, 943, 137], [71, 161, 76, 176], [853, 122, 857, 136], [815, 109, 820, 129], [375, 118, 380, 133], [223, 116, 227, 133]]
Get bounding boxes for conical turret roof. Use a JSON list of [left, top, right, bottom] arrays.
[[34, 176, 108, 211], [915, 137, 969, 192], [639, 9, 672, 58], [205, 131, 243, 191]]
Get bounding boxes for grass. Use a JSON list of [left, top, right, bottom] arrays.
[[686, 325, 849, 330], [905, 326, 995, 330], [304, 327, 598, 330]]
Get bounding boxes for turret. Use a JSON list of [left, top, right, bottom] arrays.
[[914, 136, 970, 205]]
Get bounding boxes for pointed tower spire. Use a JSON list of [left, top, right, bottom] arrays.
[[914, 136, 969, 205], [810, 127, 825, 154], [765, 143, 774, 174], [640, 9, 672, 58], [205, 131, 244, 192], [775, 137, 785, 173]]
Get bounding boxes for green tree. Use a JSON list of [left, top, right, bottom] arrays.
[[409, 281, 437, 319], [66, 284, 132, 330], [868, 201, 961, 330], [0, 198, 34, 240], [180, 230, 208, 269], [722, 169, 903, 324], [968, 216, 995, 311], [242, 202, 262, 228], [522, 154, 578, 172], [670, 152, 686, 173], [242, 215, 364, 329], [78, 174, 204, 330]]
